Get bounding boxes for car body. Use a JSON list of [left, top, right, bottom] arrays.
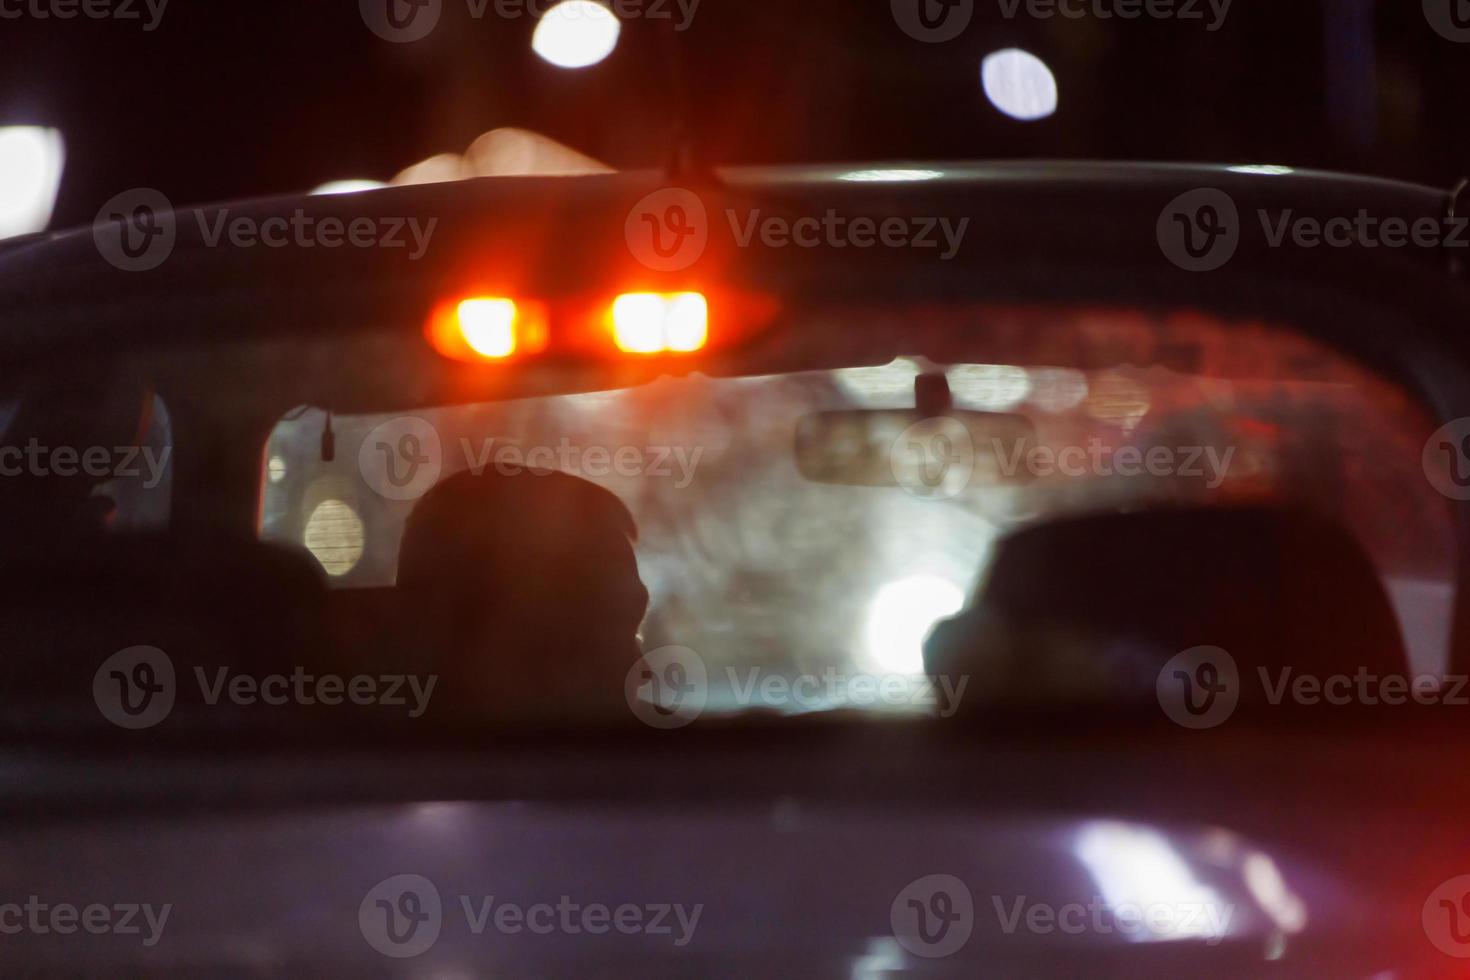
[[3, 162, 1470, 976]]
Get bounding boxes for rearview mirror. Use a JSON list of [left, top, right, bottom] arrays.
[[794, 409, 1037, 496]]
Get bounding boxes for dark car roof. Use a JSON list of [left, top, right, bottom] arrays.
[[0, 161, 1466, 365]]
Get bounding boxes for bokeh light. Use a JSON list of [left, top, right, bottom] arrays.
[[612, 292, 708, 353], [310, 179, 388, 195], [838, 168, 944, 183], [864, 575, 965, 675], [532, 1, 621, 69], [457, 298, 520, 358], [0, 126, 65, 240], [981, 49, 1058, 121], [303, 498, 365, 576]]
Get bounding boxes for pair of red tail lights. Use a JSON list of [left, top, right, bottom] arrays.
[[427, 291, 747, 362]]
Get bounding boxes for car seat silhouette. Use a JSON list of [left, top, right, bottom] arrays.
[[396, 467, 649, 723], [923, 506, 1407, 711]]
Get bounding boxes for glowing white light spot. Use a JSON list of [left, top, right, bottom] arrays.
[[0, 126, 65, 240], [1227, 164, 1294, 176], [863, 576, 965, 675], [1074, 821, 1230, 944], [310, 179, 388, 195], [833, 359, 922, 406], [838, 169, 944, 183], [981, 49, 1058, 121], [949, 364, 1031, 411], [611, 292, 706, 353], [457, 298, 519, 358], [532, 1, 621, 69], [304, 498, 365, 576], [611, 293, 665, 353], [267, 456, 287, 483], [1027, 368, 1089, 413], [663, 292, 709, 352]]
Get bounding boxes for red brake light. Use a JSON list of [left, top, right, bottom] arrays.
[[426, 297, 549, 362], [609, 291, 708, 353]]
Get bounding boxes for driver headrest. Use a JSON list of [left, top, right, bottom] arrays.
[[925, 505, 1406, 693]]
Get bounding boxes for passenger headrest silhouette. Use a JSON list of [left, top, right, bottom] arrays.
[[0, 377, 154, 543], [397, 468, 648, 721], [924, 506, 1407, 706]]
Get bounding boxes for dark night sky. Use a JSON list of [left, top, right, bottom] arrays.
[[2, 0, 1468, 228]]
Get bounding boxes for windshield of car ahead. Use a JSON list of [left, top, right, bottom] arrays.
[[232, 304, 1454, 729], [0, 303, 1453, 733]]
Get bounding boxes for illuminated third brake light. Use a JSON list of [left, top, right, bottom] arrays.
[[427, 296, 548, 362], [457, 298, 518, 357], [663, 293, 709, 351], [611, 292, 708, 353]]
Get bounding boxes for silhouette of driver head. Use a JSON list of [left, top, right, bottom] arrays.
[[397, 468, 648, 723]]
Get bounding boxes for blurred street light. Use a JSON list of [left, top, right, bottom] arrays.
[[532, 1, 621, 69], [0, 126, 65, 240]]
